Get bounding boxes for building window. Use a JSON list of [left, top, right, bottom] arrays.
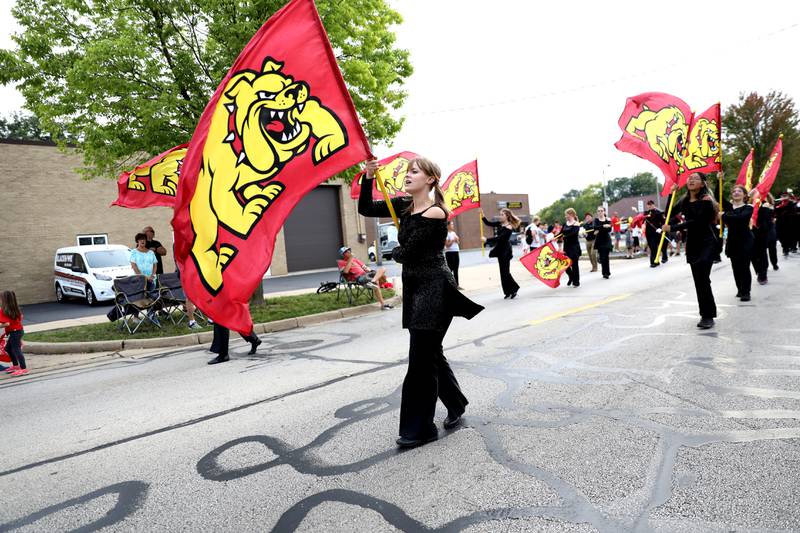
[[77, 234, 108, 246]]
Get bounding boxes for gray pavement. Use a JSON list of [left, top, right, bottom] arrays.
[[2, 254, 800, 531]]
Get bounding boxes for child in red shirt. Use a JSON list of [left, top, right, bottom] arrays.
[[1, 290, 27, 376]]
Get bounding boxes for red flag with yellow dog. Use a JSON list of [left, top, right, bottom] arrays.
[[172, 0, 371, 334], [677, 103, 721, 187], [112, 144, 188, 208], [519, 242, 572, 289], [441, 160, 480, 219], [349, 151, 419, 200]]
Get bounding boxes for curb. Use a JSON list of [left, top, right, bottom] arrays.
[[25, 296, 401, 355]]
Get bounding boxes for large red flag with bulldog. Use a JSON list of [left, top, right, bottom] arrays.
[[614, 92, 692, 196], [735, 148, 755, 189], [677, 103, 721, 187], [751, 136, 783, 227], [111, 144, 188, 208], [519, 242, 572, 289], [349, 151, 419, 200], [441, 160, 480, 219], [172, 0, 371, 334]]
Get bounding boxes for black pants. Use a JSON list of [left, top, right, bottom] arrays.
[[497, 256, 519, 296], [445, 251, 460, 286], [5, 330, 25, 369], [768, 240, 779, 268], [729, 255, 751, 296], [647, 234, 667, 265], [751, 243, 768, 281], [210, 324, 258, 357], [566, 251, 580, 285], [597, 247, 611, 277], [690, 260, 716, 319], [400, 323, 468, 439]]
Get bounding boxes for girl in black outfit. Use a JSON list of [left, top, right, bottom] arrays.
[[208, 323, 261, 364], [593, 207, 613, 279], [483, 208, 521, 299], [764, 194, 780, 270], [663, 173, 719, 329], [721, 185, 754, 301], [751, 192, 777, 283], [359, 157, 484, 448], [562, 208, 582, 287]]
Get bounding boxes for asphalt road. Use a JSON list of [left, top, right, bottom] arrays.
[[3, 255, 799, 531]]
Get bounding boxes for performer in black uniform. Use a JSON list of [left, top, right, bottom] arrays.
[[750, 191, 772, 285], [775, 192, 797, 256], [593, 206, 613, 279], [207, 323, 262, 364], [643, 200, 668, 267], [562, 208, 582, 287], [720, 185, 754, 301], [359, 156, 484, 448], [763, 194, 779, 271], [483, 208, 521, 299], [663, 173, 719, 329]]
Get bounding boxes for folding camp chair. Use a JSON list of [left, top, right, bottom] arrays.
[[156, 272, 208, 326], [113, 275, 163, 334], [336, 270, 375, 305]]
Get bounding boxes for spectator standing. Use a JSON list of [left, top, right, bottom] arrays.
[[0, 290, 27, 377], [611, 212, 621, 252], [129, 232, 160, 325], [445, 220, 462, 288], [143, 226, 167, 275], [582, 212, 598, 272]]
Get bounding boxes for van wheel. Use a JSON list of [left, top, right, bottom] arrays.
[[56, 284, 66, 303], [85, 285, 96, 306]]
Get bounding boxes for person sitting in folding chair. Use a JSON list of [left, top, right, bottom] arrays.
[[129, 232, 161, 326], [336, 246, 393, 310]]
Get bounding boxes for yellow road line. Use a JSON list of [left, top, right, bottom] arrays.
[[529, 293, 632, 326]]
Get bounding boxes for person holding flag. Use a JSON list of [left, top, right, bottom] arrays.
[[643, 200, 668, 267], [562, 208, 582, 287], [593, 207, 613, 279], [483, 209, 522, 299], [750, 191, 774, 285], [720, 185, 754, 301], [358, 157, 483, 449], [663, 173, 719, 329]]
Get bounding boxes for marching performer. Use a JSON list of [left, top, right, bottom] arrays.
[[359, 157, 483, 448], [720, 185, 754, 301], [663, 173, 719, 329], [593, 206, 613, 279], [562, 208, 582, 287], [482, 209, 522, 299]]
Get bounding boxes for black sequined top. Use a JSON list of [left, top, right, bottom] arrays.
[[359, 178, 484, 331]]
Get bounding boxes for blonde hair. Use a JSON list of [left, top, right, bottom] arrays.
[[404, 156, 450, 218], [500, 208, 521, 230], [564, 207, 577, 220]]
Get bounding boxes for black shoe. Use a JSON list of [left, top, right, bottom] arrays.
[[740, 294, 751, 301], [443, 413, 464, 429], [248, 337, 262, 355], [650, 264, 658, 268], [208, 355, 230, 365], [567, 280, 573, 286], [696, 318, 715, 329], [503, 294, 510, 299], [396, 433, 438, 448], [663, 257, 669, 263], [735, 292, 742, 298], [603, 275, 609, 279], [510, 292, 518, 299], [758, 278, 768, 285], [572, 282, 580, 288], [773, 265, 779, 271]]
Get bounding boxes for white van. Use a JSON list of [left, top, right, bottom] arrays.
[[54, 245, 135, 305]]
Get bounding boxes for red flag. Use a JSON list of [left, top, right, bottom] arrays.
[[519, 242, 572, 289], [735, 148, 755, 189], [441, 160, 480, 219], [111, 144, 188, 208], [678, 103, 721, 187], [614, 92, 692, 196], [172, 0, 371, 334], [750, 136, 783, 227], [349, 151, 418, 200], [631, 213, 646, 228]]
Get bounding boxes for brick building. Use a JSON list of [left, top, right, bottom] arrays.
[[0, 140, 368, 304]]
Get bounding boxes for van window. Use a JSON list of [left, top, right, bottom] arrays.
[[56, 253, 75, 269], [73, 255, 87, 273], [85, 249, 130, 269]]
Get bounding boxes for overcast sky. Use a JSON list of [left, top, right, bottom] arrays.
[[2, 0, 799, 211]]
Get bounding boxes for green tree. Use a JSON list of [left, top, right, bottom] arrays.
[[538, 184, 603, 224], [605, 172, 661, 204], [0, 0, 411, 179], [723, 91, 800, 194], [0, 111, 53, 141]]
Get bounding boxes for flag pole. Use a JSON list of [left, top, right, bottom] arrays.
[[479, 209, 486, 256], [654, 189, 677, 264], [373, 163, 400, 230], [718, 171, 724, 237]]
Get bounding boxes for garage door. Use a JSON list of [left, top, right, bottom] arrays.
[[283, 185, 343, 272]]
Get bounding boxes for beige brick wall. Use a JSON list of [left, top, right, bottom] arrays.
[[0, 141, 365, 304]]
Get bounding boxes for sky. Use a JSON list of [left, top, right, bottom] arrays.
[[1, 0, 800, 212]]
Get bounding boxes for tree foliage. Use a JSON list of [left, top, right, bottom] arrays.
[[0, 0, 411, 179], [723, 91, 800, 194], [0, 111, 54, 141]]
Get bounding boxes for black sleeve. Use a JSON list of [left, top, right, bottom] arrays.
[[722, 205, 753, 224], [562, 225, 580, 238], [482, 216, 501, 227], [391, 220, 444, 264], [358, 177, 408, 218], [721, 199, 733, 212]]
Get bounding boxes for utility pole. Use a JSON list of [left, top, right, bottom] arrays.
[[602, 164, 611, 211]]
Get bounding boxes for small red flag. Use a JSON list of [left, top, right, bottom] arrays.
[[441, 160, 480, 219], [631, 213, 646, 228], [349, 151, 419, 200], [678, 103, 721, 187], [172, 0, 371, 334], [735, 148, 755, 189], [111, 144, 188, 208], [751, 136, 783, 227], [520, 242, 572, 289], [615, 92, 692, 196]]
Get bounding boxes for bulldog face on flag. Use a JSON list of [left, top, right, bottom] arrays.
[[533, 245, 571, 281], [444, 171, 479, 210], [684, 117, 720, 172], [623, 105, 689, 171], [190, 57, 349, 293], [127, 148, 186, 197]]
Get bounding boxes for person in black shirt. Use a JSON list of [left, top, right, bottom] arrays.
[[721, 185, 754, 301], [664, 173, 719, 329], [483, 208, 522, 299], [582, 212, 598, 272], [750, 192, 775, 285], [562, 208, 582, 287], [143, 226, 167, 275], [593, 207, 612, 278], [643, 200, 668, 267]]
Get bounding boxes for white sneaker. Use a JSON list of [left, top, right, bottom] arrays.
[[188, 320, 201, 330], [365, 282, 379, 289]]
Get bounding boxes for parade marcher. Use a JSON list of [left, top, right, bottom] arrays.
[[445, 220, 462, 288], [582, 212, 598, 272], [775, 191, 797, 257], [763, 194, 779, 271], [483, 208, 522, 299], [593, 206, 613, 279], [562, 208, 582, 287], [721, 185, 754, 301], [750, 191, 772, 285], [359, 156, 484, 448], [644, 200, 668, 267], [663, 173, 719, 329], [0, 290, 27, 377], [207, 323, 262, 364]]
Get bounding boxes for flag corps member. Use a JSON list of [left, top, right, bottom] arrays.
[[359, 157, 483, 448]]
